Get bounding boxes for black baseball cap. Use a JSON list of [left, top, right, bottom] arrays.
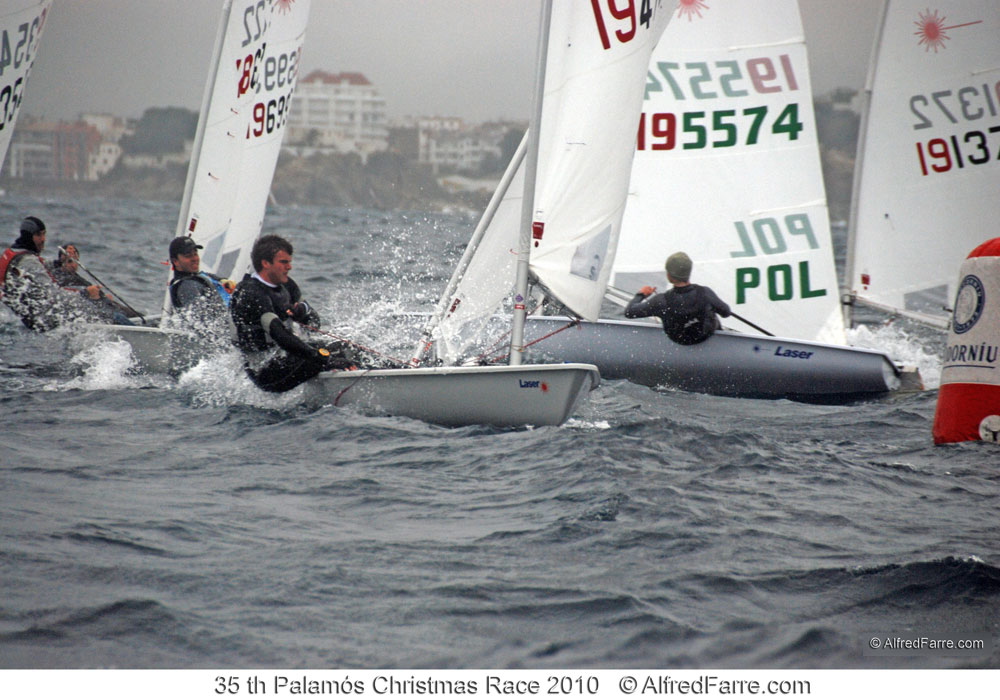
[[20, 216, 46, 235], [169, 236, 203, 259]]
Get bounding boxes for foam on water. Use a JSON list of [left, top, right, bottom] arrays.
[[55, 337, 168, 391], [564, 417, 612, 431], [847, 322, 945, 389], [175, 350, 308, 410]]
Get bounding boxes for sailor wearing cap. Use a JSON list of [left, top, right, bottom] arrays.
[[167, 236, 236, 311]]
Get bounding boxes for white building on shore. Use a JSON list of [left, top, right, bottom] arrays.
[[286, 71, 388, 159]]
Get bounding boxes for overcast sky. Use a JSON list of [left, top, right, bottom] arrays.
[[21, 0, 881, 123]]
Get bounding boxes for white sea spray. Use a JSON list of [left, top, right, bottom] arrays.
[[847, 322, 944, 389]]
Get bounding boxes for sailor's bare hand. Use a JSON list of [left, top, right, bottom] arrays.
[[638, 285, 656, 296], [85, 285, 101, 300]]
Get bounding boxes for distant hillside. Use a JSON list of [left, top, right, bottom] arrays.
[[271, 151, 489, 212], [814, 100, 861, 222], [4, 98, 859, 218], [1, 150, 489, 213]]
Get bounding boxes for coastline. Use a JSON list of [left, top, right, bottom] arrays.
[[1, 151, 494, 215]]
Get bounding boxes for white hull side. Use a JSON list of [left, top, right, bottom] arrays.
[[306, 363, 600, 427], [82, 323, 600, 426], [523, 317, 904, 402], [82, 324, 218, 376]]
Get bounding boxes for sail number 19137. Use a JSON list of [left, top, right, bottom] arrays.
[[910, 82, 1000, 175], [915, 126, 1000, 176]]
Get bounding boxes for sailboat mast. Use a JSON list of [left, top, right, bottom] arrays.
[[842, 0, 890, 329], [509, 0, 553, 366], [410, 133, 528, 364], [173, 0, 234, 241], [161, 0, 235, 318]]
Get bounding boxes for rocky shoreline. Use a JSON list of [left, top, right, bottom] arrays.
[[2, 146, 855, 220]]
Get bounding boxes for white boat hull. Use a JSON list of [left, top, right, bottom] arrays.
[[85, 322, 600, 426], [82, 323, 216, 376], [523, 316, 908, 402], [305, 363, 600, 427]]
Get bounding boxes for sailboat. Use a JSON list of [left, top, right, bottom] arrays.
[[416, 1, 675, 361], [844, 0, 1000, 329], [0, 0, 52, 167], [305, 0, 677, 426], [513, 0, 913, 402], [88, 0, 312, 374], [99, 0, 666, 427]]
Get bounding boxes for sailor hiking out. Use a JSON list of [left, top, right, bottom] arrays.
[[167, 236, 236, 310], [165, 235, 237, 339], [230, 235, 358, 393], [625, 251, 732, 345], [51, 244, 135, 325]]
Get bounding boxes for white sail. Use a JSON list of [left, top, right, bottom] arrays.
[[613, 0, 845, 344], [429, 0, 674, 363], [0, 0, 52, 167], [166, 0, 310, 313], [527, 1, 673, 319], [845, 0, 1000, 325], [431, 139, 528, 363]]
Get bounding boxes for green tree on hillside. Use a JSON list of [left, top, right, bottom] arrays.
[[120, 107, 198, 154]]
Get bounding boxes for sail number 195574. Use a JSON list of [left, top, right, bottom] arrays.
[[637, 105, 802, 150]]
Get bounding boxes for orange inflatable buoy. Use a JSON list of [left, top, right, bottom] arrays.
[[933, 238, 1000, 444]]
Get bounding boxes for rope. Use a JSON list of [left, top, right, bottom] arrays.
[[485, 317, 581, 364], [473, 328, 512, 364], [296, 322, 381, 404], [298, 322, 410, 367], [333, 368, 374, 406]]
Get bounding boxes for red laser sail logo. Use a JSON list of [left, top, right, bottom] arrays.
[[677, 0, 709, 22], [914, 9, 982, 52]]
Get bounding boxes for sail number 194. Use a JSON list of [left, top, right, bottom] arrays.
[[591, 0, 657, 50]]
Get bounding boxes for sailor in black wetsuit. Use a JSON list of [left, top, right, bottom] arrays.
[[625, 251, 731, 345], [230, 234, 356, 393]]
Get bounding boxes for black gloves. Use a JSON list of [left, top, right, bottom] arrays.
[[316, 345, 357, 371], [290, 301, 314, 324]]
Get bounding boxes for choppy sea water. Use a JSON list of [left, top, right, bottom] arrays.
[[0, 194, 997, 670]]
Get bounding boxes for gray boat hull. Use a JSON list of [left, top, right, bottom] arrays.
[[523, 316, 905, 402]]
